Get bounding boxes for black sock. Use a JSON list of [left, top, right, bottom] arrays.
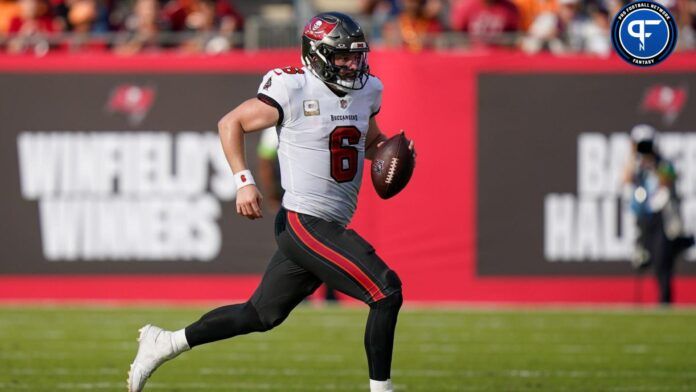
[[185, 302, 265, 348], [365, 292, 403, 381]]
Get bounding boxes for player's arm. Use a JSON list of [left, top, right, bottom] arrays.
[[364, 117, 416, 161], [218, 98, 279, 220], [365, 117, 388, 160]]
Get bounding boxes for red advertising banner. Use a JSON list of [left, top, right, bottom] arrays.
[[2, 51, 696, 303]]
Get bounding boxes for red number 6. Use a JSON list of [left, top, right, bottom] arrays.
[[329, 126, 361, 183]]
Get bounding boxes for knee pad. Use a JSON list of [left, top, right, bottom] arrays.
[[368, 269, 403, 310], [369, 290, 403, 310], [249, 301, 289, 332]]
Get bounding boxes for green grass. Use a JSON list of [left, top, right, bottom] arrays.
[[0, 305, 695, 391]]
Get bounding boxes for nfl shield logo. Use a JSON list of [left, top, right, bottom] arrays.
[[338, 96, 352, 110]]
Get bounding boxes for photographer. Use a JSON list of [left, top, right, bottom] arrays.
[[624, 124, 690, 305]]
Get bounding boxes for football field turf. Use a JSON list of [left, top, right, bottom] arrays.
[[0, 305, 694, 391]]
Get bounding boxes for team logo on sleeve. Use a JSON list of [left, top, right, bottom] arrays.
[[303, 100, 320, 116], [611, 1, 677, 67], [263, 77, 272, 90]]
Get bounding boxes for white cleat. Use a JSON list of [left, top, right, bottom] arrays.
[[127, 325, 182, 392]]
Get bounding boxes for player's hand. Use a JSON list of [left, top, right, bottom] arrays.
[[408, 139, 417, 161], [377, 131, 416, 161], [236, 185, 263, 220]]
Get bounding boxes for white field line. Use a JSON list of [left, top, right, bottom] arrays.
[[4, 367, 695, 380], [60, 381, 343, 391], [8, 368, 119, 375], [56, 382, 124, 389]]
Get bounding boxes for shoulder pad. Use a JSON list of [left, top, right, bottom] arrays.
[[266, 66, 309, 90], [367, 74, 383, 92]]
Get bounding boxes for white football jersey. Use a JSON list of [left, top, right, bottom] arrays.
[[257, 66, 383, 226]]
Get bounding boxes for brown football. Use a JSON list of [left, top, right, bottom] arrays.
[[371, 132, 415, 199]]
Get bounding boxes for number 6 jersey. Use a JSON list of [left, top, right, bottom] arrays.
[[257, 66, 383, 226]]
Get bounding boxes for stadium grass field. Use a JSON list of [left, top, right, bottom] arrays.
[[0, 305, 695, 391]]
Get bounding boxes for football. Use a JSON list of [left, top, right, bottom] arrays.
[[371, 132, 415, 199]]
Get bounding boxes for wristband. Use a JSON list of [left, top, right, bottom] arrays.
[[234, 169, 256, 189]]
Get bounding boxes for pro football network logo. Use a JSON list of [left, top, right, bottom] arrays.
[[611, 1, 677, 67]]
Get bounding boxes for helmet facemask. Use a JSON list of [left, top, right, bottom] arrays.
[[303, 42, 370, 91], [301, 12, 371, 91]]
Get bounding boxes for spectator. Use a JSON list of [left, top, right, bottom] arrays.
[[48, 0, 109, 34], [680, 0, 696, 50], [162, 0, 190, 31], [66, 0, 96, 33], [359, 0, 401, 44], [7, 0, 60, 54], [383, 0, 442, 51], [8, 0, 58, 33], [215, 0, 243, 34], [519, 6, 561, 52], [556, 0, 586, 51], [511, 0, 556, 31], [162, 0, 241, 53], [521, 0, 610, 56], [63, 0, 112, 51], [581, 3, 610, 56], [162, 0, 241, 32], [179, 0, 241, 53], [178, 0, 218, 53], [604, 0, 628, 17], [451, 0, 521, 48], [113, 0, 161, 54], [0, 0, 21, 33]]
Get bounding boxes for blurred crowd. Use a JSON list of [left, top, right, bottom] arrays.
[[0, 0, 244, 54], [368, 0, 696, 54], [1, 0, 695, 55]]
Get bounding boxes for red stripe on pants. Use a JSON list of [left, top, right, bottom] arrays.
[[287, 211, 386, 301]]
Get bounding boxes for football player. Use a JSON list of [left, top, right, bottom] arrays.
[[128, 12, 415, 392]]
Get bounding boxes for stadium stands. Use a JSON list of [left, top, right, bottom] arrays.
[[1, 0, 694, 54]]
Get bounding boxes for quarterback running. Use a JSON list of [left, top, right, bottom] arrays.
[[127, 12, 415, 392]]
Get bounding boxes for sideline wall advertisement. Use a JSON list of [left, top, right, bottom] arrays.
[[477, 74, 696, 276], [2, 74, 274, 274], [1, 51, 696, 303]]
